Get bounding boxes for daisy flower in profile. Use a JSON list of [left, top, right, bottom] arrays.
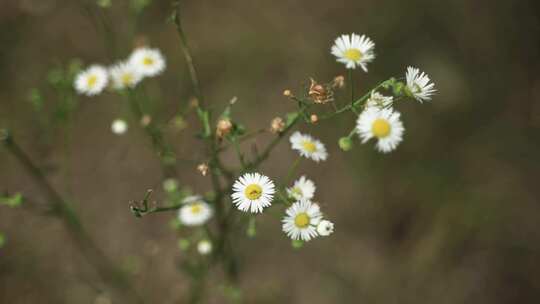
[[282, 199, 323, 241], [405, 66, 436, 102], [129, 47, 166, 77], [109, 62, 143, 90], [178, 199, 213, 226], [317, 220, 334, 236], [287, 176, 316, 201], [365, 91, 393, 109], [74, 65, 108, 96], [231, 173, 275, 213], [331, 33, 375, 71], [356, 107, 404, 153], [290, 132, 328, 162], [111, 119, 128, 135]]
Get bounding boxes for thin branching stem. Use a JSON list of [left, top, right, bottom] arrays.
[[172, 0, 240, 289], [1, 130, 143, 304]]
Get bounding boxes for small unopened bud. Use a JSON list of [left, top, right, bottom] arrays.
[[270, 117, 285, 134], [216, 119, 233, 139], [333, 75, 345, 89], [338, 137, 353, 151], [197, 163, 209, 176], [283, 89, 292, 97], [310, 114, 318, 124], [140, 115, 152, 127], [111, 119, 128, 135], [197, 239, 212, 255], [229, 96, 238, 105]]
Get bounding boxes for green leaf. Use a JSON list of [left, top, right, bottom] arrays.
[[0, 193, 23, 208], [285, 112, 299, 127], [196, 108, 211, 138], [0, 233, 5, 248]]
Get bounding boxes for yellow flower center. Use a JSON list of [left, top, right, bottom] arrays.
[[143, 57, 154, 66], [371, 119, 391, 138], [87, 75, 97, 88], [292, 187, 303, 197], [190, 203, 202, 214], [244, 184, 262, 200], [294, 213, 310, 228], [344, 48, 362, 61], [302, 141, 317, 153], [121, 73, 133, 86]]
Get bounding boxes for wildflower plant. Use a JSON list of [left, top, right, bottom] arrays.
[[0, 0, 438, 303]]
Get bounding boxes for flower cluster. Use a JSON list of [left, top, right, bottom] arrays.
[[329, 33, 436, 153], [73, 47, 165, 96], [230, 173, 334, 243]]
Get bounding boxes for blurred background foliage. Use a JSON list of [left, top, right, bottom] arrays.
[[1, 0, 540, 303]]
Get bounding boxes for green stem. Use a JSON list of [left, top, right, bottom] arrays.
[[284, 156, 301, 187], [172, 0, 239, 291], [230, 136, 247, 169], [320, 80, 387, 120], [126, 90, 177, 178], [348, 69, 354, 104]]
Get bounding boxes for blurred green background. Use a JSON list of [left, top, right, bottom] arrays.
[[2, 0, 540, 303]]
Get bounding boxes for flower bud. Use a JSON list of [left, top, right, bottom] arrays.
[[283, 89, 292, 97], [216, 119, 233, 139], [310, 114, 318, 124], [332, 75, 345, 89], [338, 137, 353, 151], [197, 240, 212, 255], [140, 115, 152, 127], [270, 117, 285, 134], [197, 163, 209, 176]]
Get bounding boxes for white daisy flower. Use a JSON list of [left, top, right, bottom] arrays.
[[289, 131, 328, 162], [129, 47, 166, 77], [317, 220, 334, 236], [109, 61, 143, 90], [405, 66, 436, 102], [74, 65, 108, 96], [282, 199, 323, 241], [197, 239, 212, 255], [331, 33, 375, 71], [287, 176, 316, 201], [356, 107, 404, 153], [111, 119, 128, 135], [365, 91, 393, 109], [231, 173, 275, 213], [178, 199, 213, 226]]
